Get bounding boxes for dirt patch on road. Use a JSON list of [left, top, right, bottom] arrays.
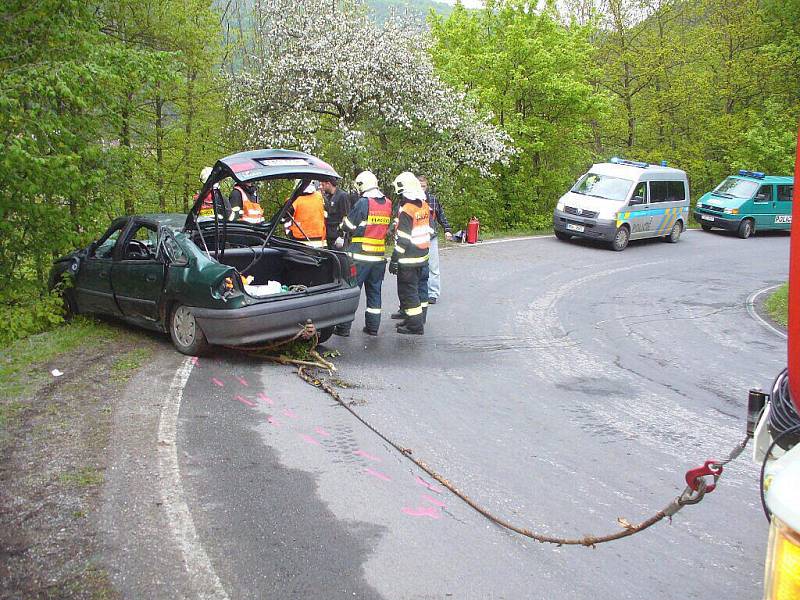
[[0, 323, 158, 599]]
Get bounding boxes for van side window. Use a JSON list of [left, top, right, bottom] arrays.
[[668, 181, 686, 202], [632, 182, 647, 204], [777, 185, 793, 202], [755, 185, 773, 202], [649, 181, 671, 203]]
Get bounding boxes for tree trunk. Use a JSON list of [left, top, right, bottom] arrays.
[[182, 70, 197, 213]]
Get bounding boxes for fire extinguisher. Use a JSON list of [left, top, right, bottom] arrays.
[[466, 217, 480, 244]]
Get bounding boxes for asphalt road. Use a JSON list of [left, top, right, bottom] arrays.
[[171, 229, 789, 599]]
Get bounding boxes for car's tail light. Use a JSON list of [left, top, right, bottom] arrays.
[[350, 263, 357, 279], [763, 517, 800, 599]]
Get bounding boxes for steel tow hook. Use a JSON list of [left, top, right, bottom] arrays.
[[685, 460, 723, 494]]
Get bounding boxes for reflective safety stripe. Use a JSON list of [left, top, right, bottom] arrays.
[[350, 252, 386, 262], [396, 230, 412, 240], [301, 239, 326, 248], [361, 244, 385, 253], [398, 254, 428, 264], [343, 216, 356, 230], [352, 236, 385, 245], [365, 308, 382, 314], [405, 306, 423, 316], [394, 246, 406, 254], [421, 302, 428, 308]]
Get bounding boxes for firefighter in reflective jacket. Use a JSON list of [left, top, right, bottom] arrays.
[[285, 182, 326, 248], [390, 172, 431, 335], [229, 181, 264, 223], [333, 171, 391, 337]]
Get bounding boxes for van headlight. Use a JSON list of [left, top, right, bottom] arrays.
[[724, 208, 739, 215], [763, 517, 800, 600], [556, 201, 565, 211]]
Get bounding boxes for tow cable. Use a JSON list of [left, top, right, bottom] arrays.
[[239, 329, 751, 547]]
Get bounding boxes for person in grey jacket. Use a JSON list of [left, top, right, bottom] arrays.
[[419, 176, 452, 304]]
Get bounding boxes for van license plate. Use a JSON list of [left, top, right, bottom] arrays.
[[775, 215, 791, 224], [566, 223, 584, 232], [701, 215, 714, 221]]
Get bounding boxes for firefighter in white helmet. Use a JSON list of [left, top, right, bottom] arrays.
[[389, 171, 431, 335], [333, 170, 392, 336]]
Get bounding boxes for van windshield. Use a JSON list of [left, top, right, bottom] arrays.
[[712, 177, 759, 199], [570, 173, 633, 202]]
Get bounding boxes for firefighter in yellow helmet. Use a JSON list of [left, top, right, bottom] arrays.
[[389, 172, 431, 335], [333, 170, 392, 336]]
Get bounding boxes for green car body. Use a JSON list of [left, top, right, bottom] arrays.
[[50, 150, 361, 355], [693, 171, 794, 239]]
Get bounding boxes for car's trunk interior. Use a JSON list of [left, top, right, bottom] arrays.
[[211, 245, 339, 291]]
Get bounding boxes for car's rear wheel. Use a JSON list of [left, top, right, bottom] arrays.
[[737, 218, 754, 239], [701, 223, 712, 231], [317, 326, 334, 344], [554, 230, 571, 241], [170, 304, 210, 356], [665, 220, 683, 243], [611, 226, 630, 251]]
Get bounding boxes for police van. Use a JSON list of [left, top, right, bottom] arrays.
[[693, 170, 794, 239], [553, 158, 690, 251]]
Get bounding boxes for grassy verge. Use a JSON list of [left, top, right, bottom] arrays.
[[765, 283, 789, 328]]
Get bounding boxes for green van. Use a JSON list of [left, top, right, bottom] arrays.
[[693, 170, 794, 239]]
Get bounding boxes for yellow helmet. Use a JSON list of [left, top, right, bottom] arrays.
[[354, 171, 379, 194], [392, 171, 425, 200]]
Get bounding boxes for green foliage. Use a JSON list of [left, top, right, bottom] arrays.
[[765, 283, 789, 328], [59, 467, 104, 487]]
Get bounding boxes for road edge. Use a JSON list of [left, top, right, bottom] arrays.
[[746, 284, 788, 340]]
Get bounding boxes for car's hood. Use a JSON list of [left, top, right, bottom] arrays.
[[699, 191, 744, 209], [561, 191, 626, 215], [184, 149, 340, 235]]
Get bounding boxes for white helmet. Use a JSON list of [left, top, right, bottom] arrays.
[[354, 171, 379, 194], [392, 171, 425, 200], [303, 181, 317, 194], [199, 166, 213, 183]]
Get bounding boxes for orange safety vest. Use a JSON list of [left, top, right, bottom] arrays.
[[289, 191, 326, 245], [401, 201, 431, 250], [236, 185, 264, 223], [350, 197, 392, 260], [197, 190, 215, 218]]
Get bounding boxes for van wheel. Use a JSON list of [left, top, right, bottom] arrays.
[[170, 304, 210, 356], [317, 326, 334, 344], [611, 226, 629, 251], [737, 219, 754, 239], [701, 223, 712, 231], [666, 220, 683, 243], [554, 230, 571, 241]]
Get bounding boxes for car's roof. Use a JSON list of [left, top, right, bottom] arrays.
[[591, 162, 687, 181], [731, 174, 793, 184]]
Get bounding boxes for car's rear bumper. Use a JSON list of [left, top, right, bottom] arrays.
[[191, 286, 360, 345], [693, 211, 738, 230], [553, 209, 617, 241]]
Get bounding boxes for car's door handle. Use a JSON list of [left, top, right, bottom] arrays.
[[145, 274, 157, 282]]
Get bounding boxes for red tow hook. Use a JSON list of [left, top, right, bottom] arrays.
[[685, 460, 723, 493]]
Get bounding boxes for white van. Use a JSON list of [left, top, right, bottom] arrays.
[[552, 158, 690, 251]]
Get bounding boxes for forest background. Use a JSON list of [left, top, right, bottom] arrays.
[[1, 0, 798, 342]]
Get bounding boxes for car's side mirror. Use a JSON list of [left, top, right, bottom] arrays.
[[630, 195, 644, 206]]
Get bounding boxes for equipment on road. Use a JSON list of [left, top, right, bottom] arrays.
[[466, 217, 480, 244], [750, 125, 800, 600]]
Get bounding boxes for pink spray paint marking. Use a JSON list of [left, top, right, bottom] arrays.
[[314, 427, 331, 437], [267, 416, 279, 426], [353, 449, 381, 462], [300, 434, 320, 446], [256, 392, 273, 405], [422, 494, 446, 508], [191, 356, 199, 366], [211, 377, 224, 387], [401, 506, 441, 519], [364, 468, 392, 482], [236, 376, 249, 387], [282, 408, 298, 419], [415, 475, 443, 494], [234, 395, 256, 407]]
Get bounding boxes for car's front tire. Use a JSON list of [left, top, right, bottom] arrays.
[[169, 304, 210, 356], [554, 230, 571, 241], [611, 226, 630, 251], [701, 223, 712, 231], [665, 220, 682, 243], [737, 218, 754, 239], [317, 326, 335, 344]]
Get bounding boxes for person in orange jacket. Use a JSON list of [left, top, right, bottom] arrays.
[[284, 182, 327, 247]]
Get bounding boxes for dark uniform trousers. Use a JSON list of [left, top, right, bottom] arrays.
[[338, 260, 386, 334], [397, 265, 427, 332]]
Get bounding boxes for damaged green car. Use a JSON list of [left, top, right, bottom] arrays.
[[50, 150, 360, 355]]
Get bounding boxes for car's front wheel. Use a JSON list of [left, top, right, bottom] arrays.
[[737, 218, 754, 239], [554, 230, 571, 241], [170, 304, 210, 356], [317, 326, 335, 344], [665, 220, 683, 243], [611, 226, 630, 251], [701, 223, 712, 231]]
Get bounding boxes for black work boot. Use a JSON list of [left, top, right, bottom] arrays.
[[396, 324, 424, 335], [390, 310, 404, 320], [422, 306, 428, 324], [333, 324, 351, 337], [362, 327, 378, 336]]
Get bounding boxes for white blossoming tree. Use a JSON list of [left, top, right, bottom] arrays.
[[226, 0, 512, 189]]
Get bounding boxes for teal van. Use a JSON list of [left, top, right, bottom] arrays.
[[693, 171, 794, 239]]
